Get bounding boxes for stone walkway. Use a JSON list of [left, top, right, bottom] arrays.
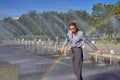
[[0, 42, 120, 80]]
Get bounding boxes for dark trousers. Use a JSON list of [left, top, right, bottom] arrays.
[[71, 47, 83, 80]]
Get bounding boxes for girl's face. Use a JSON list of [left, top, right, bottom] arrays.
[[69, 25, 77, 33]]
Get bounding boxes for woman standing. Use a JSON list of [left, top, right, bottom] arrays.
[[60, 22, 102, 80]]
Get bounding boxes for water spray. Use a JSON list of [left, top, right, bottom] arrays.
[[110, 50, 115, 65]]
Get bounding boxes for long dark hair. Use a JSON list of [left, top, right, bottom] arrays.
[[69, 21, 79, 32]]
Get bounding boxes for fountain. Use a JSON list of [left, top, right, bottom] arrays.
[[110, 50, 115, 65], [0, 7, 120, 80]]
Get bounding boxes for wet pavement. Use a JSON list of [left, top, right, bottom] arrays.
[[0, 43, 120, 80]]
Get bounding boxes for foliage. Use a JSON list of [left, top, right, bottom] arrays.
[[0, 1, 120, 41]]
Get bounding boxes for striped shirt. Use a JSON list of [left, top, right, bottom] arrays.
[[63, 30, 98, 51]]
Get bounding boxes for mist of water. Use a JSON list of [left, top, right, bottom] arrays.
[[68, 10, 90, 31]]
